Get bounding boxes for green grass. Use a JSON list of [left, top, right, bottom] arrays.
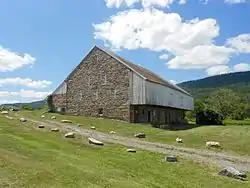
[[1, 115, 250, 187], [19, 110, 250, 156], [224, 118, 250, 125]]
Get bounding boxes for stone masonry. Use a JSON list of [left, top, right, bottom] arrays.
[[52, 94, 67, 108], [64, 47, 131, 121]]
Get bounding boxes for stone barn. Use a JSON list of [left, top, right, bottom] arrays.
[[51, 45, 193, 125]]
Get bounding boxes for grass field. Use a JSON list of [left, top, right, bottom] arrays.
[[19, 110, 250, 156], [1, 115, 250, 188]]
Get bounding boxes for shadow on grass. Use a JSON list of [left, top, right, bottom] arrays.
[[152, 123, 224, 131]]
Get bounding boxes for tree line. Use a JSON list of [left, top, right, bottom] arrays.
[[186, 88, 250, 121]]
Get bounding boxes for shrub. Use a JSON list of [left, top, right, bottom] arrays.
[[46, 95, 54, 112], [196, 110, 223, 125]]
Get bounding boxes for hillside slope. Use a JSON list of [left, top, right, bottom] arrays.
[[178, 71, 250, 98], [1, 100, 45, 109]]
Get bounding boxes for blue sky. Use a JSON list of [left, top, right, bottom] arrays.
[[0, 0, 250, 104]]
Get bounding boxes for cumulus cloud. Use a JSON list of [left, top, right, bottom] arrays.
[[0, 90, 51, 99], [167, 45, 234, 69], [203, 0, 249, 4], [206, 63, 250, 76], [104, 0, 186, 8], [233, 63, 250, 72], [94, 8, 235, 69], [0, 77, 52, 89], [0, 46, 35, 72], [0, 100, 20, 104], [159, 54, 169, 60], [169, 79, 177, 84], [224, 0, 249, 4], [206, 65, 230, 76], [226, 34, 250, 53]]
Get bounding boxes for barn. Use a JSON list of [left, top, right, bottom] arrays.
[[51, 45, 193, 125]]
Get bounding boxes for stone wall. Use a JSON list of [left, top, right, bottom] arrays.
[[52, 94, 67, 108], [130, 105, 185, 125], [65, 47, 131, 121]]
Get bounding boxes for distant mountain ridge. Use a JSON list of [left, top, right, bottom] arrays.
[[178, 71, 250, 98], [1, 100, 45, 109]]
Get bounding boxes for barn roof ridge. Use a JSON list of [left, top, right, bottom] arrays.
[[96, 45, 191, 96], [52, 45, 191, 96]]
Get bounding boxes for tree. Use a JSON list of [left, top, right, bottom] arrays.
[[205, 88, 247, 120], [185, 98, 207, 120], [46, 95, 54, 112], [21, 104, 33, 110]]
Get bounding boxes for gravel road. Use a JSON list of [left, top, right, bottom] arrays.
[[29, 118, 250, 172]]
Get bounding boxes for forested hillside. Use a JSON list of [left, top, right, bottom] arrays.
[[178, 71, 250, 99], [0, 100, 45, 109]]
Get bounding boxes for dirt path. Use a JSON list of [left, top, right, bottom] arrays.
[[29, 118, 250, 172]]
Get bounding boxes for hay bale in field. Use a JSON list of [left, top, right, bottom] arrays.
[[61, 119, 72, 123], [88, 137, 104, 146], [51, 128, 59, 132], [135, 133, 146, 138], [5, 115, 13, 120], [127, 149, 136, 153], [165, 156, 178, 162], [90, 126, 96, 130], [218, 167, 246, 180], [64, 132, 75, 138], [38, 124, 45, 128], [206, 141, 221, 148], [51, 116, 56, 120], [176, 137, 183, 143], [20, 117, 27, 122], [1, 111, 8, 115]]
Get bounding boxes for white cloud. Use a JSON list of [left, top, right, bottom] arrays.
[[0, 46, 35, 72], [104, 0, 185, 8], [94, 8, 234, 69], [224, 0, 249, 4], [233, 63, 250, 72], [0, 77, 52, 89], [159, 54, 169, 60], [0, 100, 20, 104], [0, 90, 51, 99], [169, 79, 177, 84], [206, 65, 230, 76], [206, 63, 250, 76], [167, 45, 234, 69], [226, 34, 250, 53], [203, 0, 249, 4]]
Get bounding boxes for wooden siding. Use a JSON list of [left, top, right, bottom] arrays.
[[53, 82, 67, 95], [130, 72, 146, 104], [145, 81, 193, 110]]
